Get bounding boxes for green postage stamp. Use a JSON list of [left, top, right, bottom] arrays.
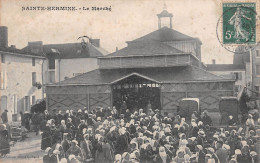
[[223, 3, 256, 44]]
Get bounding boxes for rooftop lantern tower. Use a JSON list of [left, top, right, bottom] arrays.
[[157, 4, 173, 29]]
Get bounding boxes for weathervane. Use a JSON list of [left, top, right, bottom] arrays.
[[77, 35, 90, 49], [163, 3, 167, 10]]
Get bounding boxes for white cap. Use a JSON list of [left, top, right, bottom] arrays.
[[235, 149, 241, 155], [72, 140, 78, 145], [115, 154, 122, 161], [68, 154, 76, 160]]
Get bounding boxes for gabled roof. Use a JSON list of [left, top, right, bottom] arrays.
[[22, 42, 108, 59], [206, 64, 245, 71], [50, 66, 233, 86], [42, 43, 107, 59], [106, 40, 184, 57], [0, 47, 45, 58], [131, 27, 200, 43]]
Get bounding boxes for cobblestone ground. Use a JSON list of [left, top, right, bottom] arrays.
[[0, 132, 44, 163]]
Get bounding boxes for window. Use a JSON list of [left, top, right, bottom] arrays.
[[32, 72, 36, 86], [1, 54, 5, 63], [49, 58, 55, 69], [32, 96, 36, 105], [32, 58, 35, 66], [256, 65, 260, 76], [12, 95, 17, 114], [235, 72, 242, 80], [255, 86, 260, 92], [1, 96, 7, 112], [48, 71, 55, 83], [0, 71, 7, 89], [24, 96, 30, 111], [256, 50, 259, 57]]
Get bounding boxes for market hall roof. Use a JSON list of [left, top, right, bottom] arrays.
[[106, 27, 201, 57], [106, 40, 185, 57], [131, 27, 201, 43], [50, 65, 234, 86]]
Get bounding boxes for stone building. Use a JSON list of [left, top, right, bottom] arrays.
[[0, 26, 45, 122]]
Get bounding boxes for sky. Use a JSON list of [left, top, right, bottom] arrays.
[[0, 0, 254, 64]]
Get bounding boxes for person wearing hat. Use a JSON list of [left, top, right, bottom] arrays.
[[245, 114, 255, 138], [41, 120, 52, 150], [43, 147, 52, 163], [61, 133, 70, 154], [115, 127, 128, 155], [240, 145, 252, 163], [80, 134, 93, 162], [250, 151, 258, 163], [66, 140, 82, 159], [215, 140, 228, 163], [172, 148, 185, 163], [197, 129, 206, 147], [207, 147, 220, 163], [195, 145, 205, 163], [76, 120, 87, 142], [50, 149, 60, 163]]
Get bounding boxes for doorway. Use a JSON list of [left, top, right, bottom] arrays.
[[112, 74, 161, 113]]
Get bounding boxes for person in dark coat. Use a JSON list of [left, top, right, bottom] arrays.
[[202, 110, 212, 126], [0, 124, 10, 156], [195, 145, 205, 163], [61, 133, 70, 153], [1, 110, 8, 123], [23, 111, 31, 131], [80, 134, 93, 161], [41, 121, 52, 150], [115, 128, 128, 154], [43, 147, 52, 163]]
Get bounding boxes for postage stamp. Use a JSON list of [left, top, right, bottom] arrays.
[[222, 3, 256, 44]]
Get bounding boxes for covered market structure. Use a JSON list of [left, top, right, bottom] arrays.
[[45, 9, 236, 114]]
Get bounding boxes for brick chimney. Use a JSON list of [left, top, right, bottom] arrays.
[[28, 41, 43, 54], [0, 26, 8, 48], [90, 39, 100, 47]]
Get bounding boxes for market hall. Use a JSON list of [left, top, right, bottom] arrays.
[[45, 9, 235, 115]]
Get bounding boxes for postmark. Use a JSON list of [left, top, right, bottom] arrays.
[[216, 2, 259, 53]]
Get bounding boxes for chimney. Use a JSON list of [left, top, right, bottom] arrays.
[[0, 26, 8, 48], [28, 41, 43, 54], [10, 45, 16, 49], [116, 47, 118, 52], [212, 59, 216, 64], [90, 39, 100, 47]]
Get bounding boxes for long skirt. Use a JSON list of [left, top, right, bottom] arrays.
[[41, 132, 52, 150], [0, 136, 10, 155]]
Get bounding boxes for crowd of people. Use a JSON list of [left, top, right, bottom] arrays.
[[37, 106, 260, 163]]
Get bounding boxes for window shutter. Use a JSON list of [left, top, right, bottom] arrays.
[[0, 72, 2, 89], [13, 95, 17, 114], [32, 72, 36, 86], [238, 72, 242, 80], [4, 71, 7, 89]]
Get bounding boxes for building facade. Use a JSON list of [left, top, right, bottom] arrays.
[[22, 38, 108, 96], [233, 43, 260, 98], [206, 62, 246, 94], [0, 26, 45, 122]]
